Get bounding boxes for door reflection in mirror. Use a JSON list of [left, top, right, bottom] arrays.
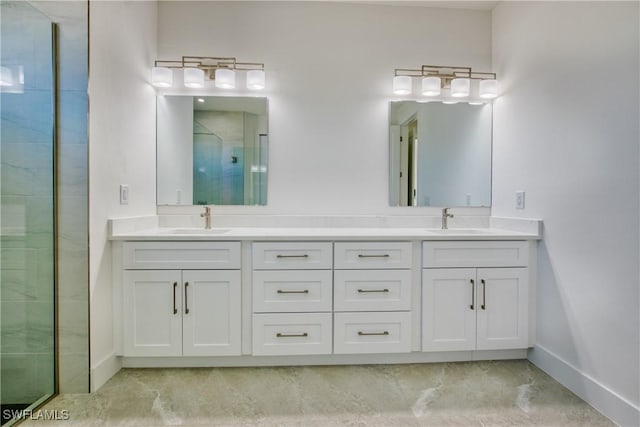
[[389, 101, 492, 208]]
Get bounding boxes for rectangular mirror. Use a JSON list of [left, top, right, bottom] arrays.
[[389, 101, 492, 207], [157, 96, 268, 205]]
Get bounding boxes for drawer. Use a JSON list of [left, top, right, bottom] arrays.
[[334, 242, 412, 269], [252, 242, 332, 270], [123, 241, 241, 270], [253, 270, 332, 313], [422, 241, 529, 268], [334, 270, 411, 311], [334, 312, 411, 354], [252, 313, 332, 356]]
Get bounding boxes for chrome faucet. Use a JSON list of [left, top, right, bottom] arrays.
[[441, 207, 454, 230], [200, 206, 212, 229]]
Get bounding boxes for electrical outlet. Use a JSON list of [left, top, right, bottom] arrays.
[[120, 185, 129, 205], [515, 191, 525, 209]]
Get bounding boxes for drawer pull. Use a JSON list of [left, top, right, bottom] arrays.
[[276, 254, 309, 258], [277, 289, 309, 294], [358, 331, 389, 336], [357, 288, 389, 293], [172, 282, 178, 315], [276, 332, 308, 338], [357, 254, 390, 258]]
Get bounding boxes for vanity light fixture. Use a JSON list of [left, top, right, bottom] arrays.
[[184, 67, 205, 88], [450, 77, 470, 97], [392, 75, 412, 95], [151, 56, 266, 90], [393, 65, 498, 99]]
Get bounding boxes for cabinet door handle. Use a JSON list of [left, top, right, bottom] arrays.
[[358, 331, 389, 336], [277, 289, 309, 294], [172, 282, 178, 315], [357, 254, 390, 258], [184, 282, 189, 314], [276, 254, 309, 258], [276, 332, 308, 338], [357, 288, 390, 293], [470, 279, 475, 310], [481, 279, 486, 310]]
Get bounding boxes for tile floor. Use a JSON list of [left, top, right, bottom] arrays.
[[19, 360, 612, 426]]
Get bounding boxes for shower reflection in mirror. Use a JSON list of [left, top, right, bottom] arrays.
[[157, 96, 268, 206]]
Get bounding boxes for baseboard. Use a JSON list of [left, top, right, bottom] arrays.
[[90, 352, 122, 392], [121, 349, 527, 368], [528, 345, 640, 426]]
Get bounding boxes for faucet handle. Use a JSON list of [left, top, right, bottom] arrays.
[[442, 207, 454, 217], [200, 206, 211, 217]]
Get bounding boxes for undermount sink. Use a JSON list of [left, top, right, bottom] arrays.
[[427, 228, 492, 234], [166, 228, 231, 235]]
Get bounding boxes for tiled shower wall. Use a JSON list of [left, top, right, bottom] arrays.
[[0, 1, 56, 403], [0, 0, 90, 395]]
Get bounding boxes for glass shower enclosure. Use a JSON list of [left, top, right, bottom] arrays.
[[1, 1, 57, 424]]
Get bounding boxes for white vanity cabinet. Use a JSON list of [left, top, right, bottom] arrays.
[[112, 229, 538, 367], [121, 242, 241, 357], [422, 241, 530, 352], [251, 242, 333, 355], [333, 242, 413, 354]]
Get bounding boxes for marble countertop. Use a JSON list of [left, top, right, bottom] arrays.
[[109, 226, 540, 241]]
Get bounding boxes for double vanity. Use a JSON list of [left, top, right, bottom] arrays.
[[110, 218, 540, 368]]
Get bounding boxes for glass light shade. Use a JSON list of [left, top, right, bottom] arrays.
[[215, 68, 235, 89], [151, 66, 172, 87], [183, 67, 204, 88], [479, 79, 498, 99], [421, 76, 441, 96], [246, 69, 265, 90], [393, 76, 412, 95], [450, 78, 470, 97]]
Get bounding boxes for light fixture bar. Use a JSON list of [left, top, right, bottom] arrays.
[[151, 56, 266, 89], [393, 64, 498, 98]]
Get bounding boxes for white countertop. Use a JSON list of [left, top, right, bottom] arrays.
[[109, 226, 540, 241]]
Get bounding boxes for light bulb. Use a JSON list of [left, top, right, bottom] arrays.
[[450, 78, 470, 97], [393, 76, 412, 95], [479, 79, 498, 99], [184, 68, 204, 88], [151, 66, 172, 88], [215, 68, 235, 89], [246, 69, 265, 90], [421, 76, 441, 96]]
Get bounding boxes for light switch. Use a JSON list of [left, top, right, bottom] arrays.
[[120, 184, 129, 205], [515, 191, 525, 209]]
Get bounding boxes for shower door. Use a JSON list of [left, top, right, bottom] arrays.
[[1, 1, 57, 424]]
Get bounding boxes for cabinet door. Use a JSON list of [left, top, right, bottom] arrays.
[[476, 268, 528, 350], [422, 268, 476, 352], [123, 270, 182, 357], [182, 270, 241, 356]]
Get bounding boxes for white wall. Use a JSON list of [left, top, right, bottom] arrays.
[[157, 1, 492, 215], [492, 2, 639, 425], [418, 103, 491, 207], [157, 96, 193, 205], [88, 0, 158, 390]]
